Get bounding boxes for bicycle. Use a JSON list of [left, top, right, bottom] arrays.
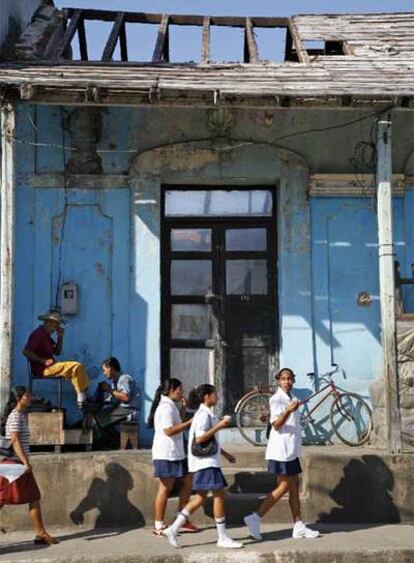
[[234, 364, 373, 447]]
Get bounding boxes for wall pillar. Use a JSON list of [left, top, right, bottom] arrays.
[[0, 101, 16, 413], [377, 116, 402, 453]]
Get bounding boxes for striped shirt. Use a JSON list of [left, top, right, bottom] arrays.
[[5, 409, 30, 458]]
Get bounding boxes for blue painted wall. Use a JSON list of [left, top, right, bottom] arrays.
[[11, 103, 414, 444]]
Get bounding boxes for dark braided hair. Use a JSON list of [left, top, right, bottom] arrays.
[[0, 386, 27, 436], [147, 378, 182, 428]]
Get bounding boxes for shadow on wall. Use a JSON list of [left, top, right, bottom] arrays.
[[318, 455, 400, 523], [70, 463, 145, 528]]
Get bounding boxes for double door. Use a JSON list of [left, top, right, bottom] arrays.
[[162, 187, 278, 412]]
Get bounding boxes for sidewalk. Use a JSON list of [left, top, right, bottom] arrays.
[[0, 524, 413, 563]]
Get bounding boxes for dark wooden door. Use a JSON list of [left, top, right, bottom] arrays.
[[162, 187, 278, 413]]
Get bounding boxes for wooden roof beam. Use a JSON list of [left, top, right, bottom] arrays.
[[244, 18, 259, 63], [102, 13, 125, 61], [288, 18, 309, 63], [58, 9, 83, 59], [201, 16, 210, 63], [152, 14, 169, 62]]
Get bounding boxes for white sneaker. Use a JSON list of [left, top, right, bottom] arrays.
[[216, 537, 243, 549], [163, 527, 181, 548], [243, 513, 262, 541], [292, 523, 320, 539]]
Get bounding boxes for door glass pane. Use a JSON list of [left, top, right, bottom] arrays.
[[171, 229, 211, 252], [170, 348, 214, 391], [171, 304, 212, 340], [171, 260, 212, 295], [226, 260, 267, 295], [226, 228, 267, 251], [165, 190, 272, 216]]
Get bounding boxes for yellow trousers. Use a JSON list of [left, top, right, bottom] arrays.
[[43, 361, 89, 394]]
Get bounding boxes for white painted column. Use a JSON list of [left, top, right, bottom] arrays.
[[0, 102, 16, 414], [377, 117, 402, 453]]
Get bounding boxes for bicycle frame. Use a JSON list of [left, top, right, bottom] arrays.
[[299, 380, 340, 426]]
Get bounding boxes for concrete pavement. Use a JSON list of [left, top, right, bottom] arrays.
[[0, 523, 413, 562]]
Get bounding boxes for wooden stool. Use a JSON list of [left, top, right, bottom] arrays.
[[120, 421, 139, 449]]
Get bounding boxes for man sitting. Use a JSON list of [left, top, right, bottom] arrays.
[[23, 309, 89, 408], [91, 357, 140, 445]]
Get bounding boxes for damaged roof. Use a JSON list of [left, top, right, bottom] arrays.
[[1, 4, 414, 107]]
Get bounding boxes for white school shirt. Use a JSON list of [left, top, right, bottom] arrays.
[[265, 387, 302, 462], [187, 403, 221, 473], [152, 395, 185, 461]]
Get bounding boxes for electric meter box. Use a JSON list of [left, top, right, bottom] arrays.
[[61, 282, 79, 315]]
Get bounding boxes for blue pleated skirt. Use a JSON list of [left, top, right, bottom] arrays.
[[153, 459, 187, 478], [268, 458, 302, 476], [192, 467, 228, 491]]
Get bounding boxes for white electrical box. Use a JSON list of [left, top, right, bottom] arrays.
[[61, 282, 79, 315]]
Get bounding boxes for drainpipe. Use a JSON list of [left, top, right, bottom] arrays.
[[0, 101, 16, 416], [376, 116, 402, 453]]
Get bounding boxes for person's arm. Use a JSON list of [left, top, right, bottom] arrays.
[[163, 419, 192, 437], [220, 448, 236, 464], [10, 431, 31, 471], [272, 399, 300, 431], [195, 416, 230, 444], [54, 327, 64, 356], [23, 347, 54, 367]]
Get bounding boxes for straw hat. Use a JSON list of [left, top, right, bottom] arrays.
[[38, 309, 67, 325]]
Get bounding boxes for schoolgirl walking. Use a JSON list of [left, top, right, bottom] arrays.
[[148, 378, 198, 535], [244, 368, 319, 540], [163, 384, 243, 549]]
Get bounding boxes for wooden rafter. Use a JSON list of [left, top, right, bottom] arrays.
[[102, 13, 125, 61], [58, 9, 83, 59], [152, 14, 169, 62], [244, 18, 259, 63], [201, 16, 211, 63]]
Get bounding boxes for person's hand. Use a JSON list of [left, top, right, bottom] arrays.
[[180, 397, 187, 408], [44, 358, 55, 367], [70, 509, 84, 526], [217, 416, 231, 430], [286, 399, 300, 413], [24, 461, 32, 472], [56, 326, 65, 337], [101, 382, 111, 393], [224, 453, 236, 464]]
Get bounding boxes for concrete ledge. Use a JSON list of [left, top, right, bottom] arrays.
[[1, 446, 413, 530], [0, 524, 413, 563]]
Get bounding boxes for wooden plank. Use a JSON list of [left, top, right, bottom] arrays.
[[376, 118, 402, 454], [244, 18, 259, 63], [152, 14, 169, 62], [119, 19, 128, 61], [57, 9, 82, 58], [201, 16, 210, 63], [289, 18, 309, 63], [63, 8, 289, 27], [102, 12, 125, 61], [77, 16, 88, 61], [0, 103, 16, 417]]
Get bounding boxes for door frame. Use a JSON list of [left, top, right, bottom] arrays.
[[160, 185, 279, 410]]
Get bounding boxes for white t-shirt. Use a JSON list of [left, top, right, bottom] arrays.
[[152, 395, 185, 461], [265, 387, 302, 462], [188, 404, 221, 473]]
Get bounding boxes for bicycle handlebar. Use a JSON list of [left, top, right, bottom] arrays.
[[307, 363, 346, 381]]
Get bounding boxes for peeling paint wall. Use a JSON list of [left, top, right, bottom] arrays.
[[11, 103, 414, 444]]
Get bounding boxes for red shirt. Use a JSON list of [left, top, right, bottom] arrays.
[[25, 326, 56, 376]]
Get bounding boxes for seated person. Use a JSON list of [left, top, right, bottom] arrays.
[[23, 309, 89, 408], [92, 357, 140, 436]]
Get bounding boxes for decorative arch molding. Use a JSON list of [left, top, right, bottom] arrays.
[[129, 138, 314, 446]]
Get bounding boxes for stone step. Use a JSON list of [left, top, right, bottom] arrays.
[[165, 491, 309, 525]]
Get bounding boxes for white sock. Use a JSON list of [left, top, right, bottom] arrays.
[[77, 392, 86, 403], [294, 520, 304, 528], [170, 509, 190, 535], [154, 520, 165, 530], [252, 512, 261, 520], [215, 516, 229, 542]]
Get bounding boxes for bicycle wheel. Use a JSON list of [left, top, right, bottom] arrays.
[[236, 392, 272, 446], [330, 392, 373, 446]]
